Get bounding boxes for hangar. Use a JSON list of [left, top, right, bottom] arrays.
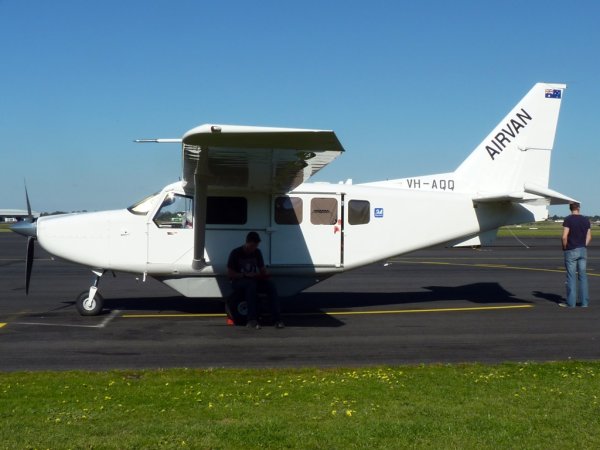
[[0, 209, 40, 223]]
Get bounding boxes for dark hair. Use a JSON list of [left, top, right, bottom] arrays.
[[246, 231, 261, 243], [570, 202, 581, 212]]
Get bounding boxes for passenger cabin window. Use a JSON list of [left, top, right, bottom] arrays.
[[310, 198, 338, 225], [274, 196, 303, 225], [348, 200, 370, 225], [154, 194, 194, 229], [206, 197, 247, 225]]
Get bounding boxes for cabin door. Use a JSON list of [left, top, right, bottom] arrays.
[[147, 193, 194, 267], [269, 193, 343, 268]]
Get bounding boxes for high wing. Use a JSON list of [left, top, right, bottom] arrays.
[[181, 124, 344, 194], [179, 124, 345, 269]]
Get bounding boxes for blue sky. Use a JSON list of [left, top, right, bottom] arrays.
[[1, 0, 599, 215]]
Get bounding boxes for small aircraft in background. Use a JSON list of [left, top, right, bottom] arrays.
[[12, 83, 574, 323]]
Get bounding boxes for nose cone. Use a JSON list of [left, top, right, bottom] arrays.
[[10, 220, 37, 238]]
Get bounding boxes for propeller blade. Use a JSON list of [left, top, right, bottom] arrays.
[[24, 181, 32, 220], [26, 236, 35, 295]]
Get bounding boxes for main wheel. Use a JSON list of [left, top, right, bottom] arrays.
[[225, 295, 248, 326], [76, 290, 104, 316]]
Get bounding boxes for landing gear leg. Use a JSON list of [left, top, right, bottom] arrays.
[[76, 270, 105, 316]]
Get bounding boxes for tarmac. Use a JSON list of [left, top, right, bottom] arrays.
[[1, 232, 598, 371]]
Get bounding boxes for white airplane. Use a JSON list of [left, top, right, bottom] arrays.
[[12, 82, 574, 323]]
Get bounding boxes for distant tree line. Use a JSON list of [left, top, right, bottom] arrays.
[[40, 211, 88, 216], [549, 214, 600, 222]]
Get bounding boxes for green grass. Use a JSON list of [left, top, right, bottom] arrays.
[[498, 222, 562, 238], [2, 362, 600, 449], [0, 223, 11, 232], [499, 221, 600, 238]]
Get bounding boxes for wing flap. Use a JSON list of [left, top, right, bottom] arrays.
[[182, 124, 344, 194]]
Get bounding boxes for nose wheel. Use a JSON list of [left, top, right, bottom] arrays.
[[76, 270, 105, 316], [76, 290, 104, 316]]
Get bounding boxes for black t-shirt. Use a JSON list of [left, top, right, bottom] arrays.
[[227, 246, 265, 274], [563, 214, 591, 250]]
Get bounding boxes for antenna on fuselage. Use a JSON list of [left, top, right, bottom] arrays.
[[134, 139, 182, 144]]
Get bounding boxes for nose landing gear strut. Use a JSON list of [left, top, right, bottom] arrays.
[[75, 270, 105, 316]]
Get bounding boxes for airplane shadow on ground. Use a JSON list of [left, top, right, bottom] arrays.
[[287, 282, 530, 327], [295, 282, 531, 311], [58, 281, 530, 328]]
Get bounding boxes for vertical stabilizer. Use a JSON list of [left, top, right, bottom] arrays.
[[454, 83, 565, 195]]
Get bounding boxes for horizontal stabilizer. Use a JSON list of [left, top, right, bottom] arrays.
[[473, 184, 576, 205], [523, 183, 577, 205]]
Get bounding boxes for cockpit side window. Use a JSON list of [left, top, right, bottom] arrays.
[[153, 194, 194, 229]]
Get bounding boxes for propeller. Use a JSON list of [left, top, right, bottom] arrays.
[[10, 182, 38, 295], [25, 182, 32, 219], [26, 235, 35, 294]]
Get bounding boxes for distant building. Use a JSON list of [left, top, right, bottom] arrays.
[[0, 209, 40, 223]]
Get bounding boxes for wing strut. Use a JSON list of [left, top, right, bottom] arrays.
[[192, 148, 209, 270]]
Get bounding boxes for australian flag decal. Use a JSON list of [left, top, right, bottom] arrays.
[[545, 89, 561, 99]]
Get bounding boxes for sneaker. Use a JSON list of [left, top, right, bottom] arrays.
[[558, 303, 573, 308], [275, 321, 285, 329], [247, 320, 261, 329], [581, 305, 589, 308]]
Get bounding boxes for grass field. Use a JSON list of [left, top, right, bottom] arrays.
[[497, 221, 600, 238], [1, 362, 600, 449]]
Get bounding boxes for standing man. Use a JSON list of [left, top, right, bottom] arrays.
[[560, 202, 592, 308], [227, 231, 284, 329]]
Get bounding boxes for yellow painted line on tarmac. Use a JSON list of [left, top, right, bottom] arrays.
[[0, 323, 7, 329], [392, 256, 600, 260], [318, 305, 533, 316], [392, 260, 600, 277], [393, 257, 553, 260], [122, 304, 532, 319], [123, 313, 226, 318]]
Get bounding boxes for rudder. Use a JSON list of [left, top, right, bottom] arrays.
[[454, 83, 566, 195]]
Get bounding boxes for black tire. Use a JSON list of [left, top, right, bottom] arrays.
[[76, 290, 104, 316], [225, 295, 248, 326]]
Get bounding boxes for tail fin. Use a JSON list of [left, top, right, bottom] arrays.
[[454, 82, 566, 195]]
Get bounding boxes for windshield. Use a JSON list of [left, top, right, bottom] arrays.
[[127, 192, 160, 215]]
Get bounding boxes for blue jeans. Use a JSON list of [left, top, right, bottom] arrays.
[[564, 247, 589, 307]]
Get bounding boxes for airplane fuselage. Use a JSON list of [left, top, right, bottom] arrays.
[[36, 179, 536, 298]]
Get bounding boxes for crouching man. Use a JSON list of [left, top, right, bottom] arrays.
[[227, 231, 284, 329]]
